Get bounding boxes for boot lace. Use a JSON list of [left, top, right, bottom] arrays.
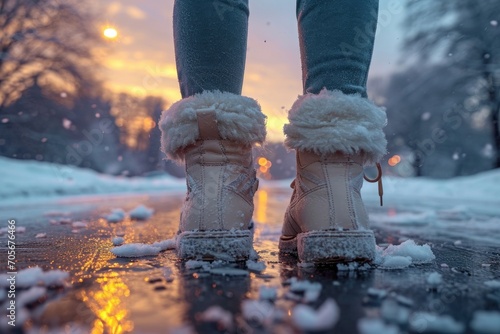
[[364, 163, 384, 206]]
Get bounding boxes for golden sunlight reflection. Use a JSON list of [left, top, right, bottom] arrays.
[[103, 27, 118, 39], [257, 156, 272, 179], [255, 189, 268, 224], [81, 272, 134, 334]]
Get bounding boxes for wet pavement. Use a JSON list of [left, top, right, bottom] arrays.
[[1, 185, 500, 333]]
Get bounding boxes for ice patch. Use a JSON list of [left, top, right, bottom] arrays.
[[358, 318, 400, 334], [246, 260, 266, 272], [470, 311, 500, 334], [35, 233, 47, 238], [199, 306, 233, 331], [427, 272, 443, 288], [129, 205, 154, 220], [409, 312, 465, 333], [292, 299, 340, 331]]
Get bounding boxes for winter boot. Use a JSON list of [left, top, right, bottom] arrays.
[[159, 91, 266, 260], [280, 89, 387, 263]]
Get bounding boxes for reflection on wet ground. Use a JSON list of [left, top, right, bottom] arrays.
[[1, 186, 499, 333]]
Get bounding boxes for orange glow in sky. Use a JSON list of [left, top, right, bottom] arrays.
[[97, 0, 402, 142], [103, 27, 118, 39]]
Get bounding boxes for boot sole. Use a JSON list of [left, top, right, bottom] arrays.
[[281, 230, 376, 264], [177, 229, 252, 261]]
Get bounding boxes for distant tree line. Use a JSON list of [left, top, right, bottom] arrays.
[[372, 0, 500, 178], [0, 0, 166, 176]]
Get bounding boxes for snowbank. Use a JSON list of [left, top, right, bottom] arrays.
[[2, 156, 500, 208], [261, 169, 500, 211], [0, 156, 184, 204]]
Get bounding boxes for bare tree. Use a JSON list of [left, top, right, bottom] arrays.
[[0, 0, 101, 108], [403, 0, 500, 168]]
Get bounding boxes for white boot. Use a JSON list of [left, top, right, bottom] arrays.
[[159, 90, 266, 260], [280, 89, 387, 263]]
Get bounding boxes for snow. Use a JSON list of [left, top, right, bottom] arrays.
[[17, 287, 47, 307], [241, 300, 276, 325], [105, 208, 127, 223], [409, 312, 465, 334], [378, 255, 412, 269], [246, 260, 266, 272], [358, 318, 400, 334], [111, 243, 162, 257], [40, 270, 70, 287], [71, 221, 88, 228], [484, 280, 500, 289], [381, 299, 410, 325], [259, 286, 278, 301], [426, 272, 443, 288], [110, 237, 176, 257], [470, 311, 500, 334], [292, 299, 340, 331], [370, 211, 436, 225], [0, 226, 26, 234], [0, 267, 69, 289], [152, 238, 176, 251], [0, 156, 184, 203], [35, 233, 47, 238], [375, 240, 436, 269], [367, 288, 388, 299], [199, 306, 233, 331], [112, 237, 124, 246], [185, 260, 211, 270], [129, 205, 154, 220]]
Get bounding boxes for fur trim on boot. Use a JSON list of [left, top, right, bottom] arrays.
[[283, 89, 387, 165], [159, 90, 267, 162]]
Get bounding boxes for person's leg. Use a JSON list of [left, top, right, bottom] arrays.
[[281, 0, 387, 263], [296, 0, 378, 96], [173, 0, 249, 97], [161, 0, 266, 260]]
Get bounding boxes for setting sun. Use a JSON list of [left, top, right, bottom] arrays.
[[103, 27, 118, 39]]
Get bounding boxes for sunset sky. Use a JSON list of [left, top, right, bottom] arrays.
[[96, 0, 406, 142]]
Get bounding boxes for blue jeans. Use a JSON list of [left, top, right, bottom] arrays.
[[174, 0, 378, 98]]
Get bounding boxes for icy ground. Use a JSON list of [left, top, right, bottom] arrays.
[[0, 157, 500, 333]]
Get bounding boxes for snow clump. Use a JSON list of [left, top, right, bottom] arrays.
[[129, 205, 154, 220], [470, 311, 500, 334], [292, 299, 340, 331]]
